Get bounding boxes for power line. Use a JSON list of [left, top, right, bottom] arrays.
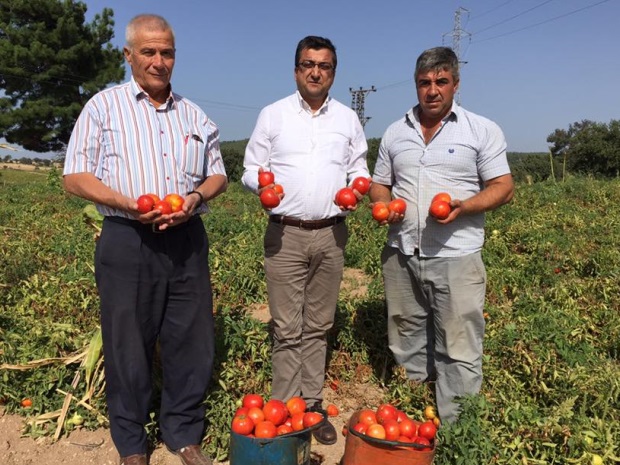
[[472, 0, 556, 35], [470, 0, 518, 21], [472, 0, 613, 44], [349, 86, 376, 128]]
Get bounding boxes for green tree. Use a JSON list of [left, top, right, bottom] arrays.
[[0, 0, 125, 152], [547, 119, 620, 178]]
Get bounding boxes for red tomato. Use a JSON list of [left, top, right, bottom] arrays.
[[247, 406, 265, 425], [366, 424, 386, 440], [291, 412, 305, 431], [432, 192, 452, 204], [153, 200, 172, 215], [412, 436, 432, 451], [242, 394, 264, 409], [335, 187, 358, 209], [388, 198, 407, 215], [276, 424, 294, 436], [396, 410, 409, 423], [418, 420, 437, 440], [326, 404, 339, 417], [263, 399, 288, 426], [302, 411, 324, 429], [254, 420, 277, 438], [352, 422, 368, 434], [429, 200, 451, 220], [163, 193, 184, 213], [137, 194, 155, 214], [398, 417, 418, 438], [260, 188, 280, 209], [258, 171, 275, 188], [358, 408, 377, 426], [398, 435, 414, 443], [20, 398, 33, 408], [231, 414, 254, 436], [234, 407, 249, 417], [351, 177, 371, 195], [284, 417, 293, 428], [273, 184, 284, 195], [372, 202, 389, 222], [285, 396, 306, 416], [376, 403, 399, 425], [383, 419, 401, 441], [147, 193, 160, 204]]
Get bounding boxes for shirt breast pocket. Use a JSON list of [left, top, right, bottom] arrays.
[[182, 133, 206, 180]]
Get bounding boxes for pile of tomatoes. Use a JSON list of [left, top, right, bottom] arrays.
[[346, 403, 439, 451], [231, 394, 334, 439], [136, 193, 184, 214]]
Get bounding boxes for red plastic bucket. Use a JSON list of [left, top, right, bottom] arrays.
[[342, 410, 436, 465]]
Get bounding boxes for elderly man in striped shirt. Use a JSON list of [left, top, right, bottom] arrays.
[[63, 14, 226, 465]]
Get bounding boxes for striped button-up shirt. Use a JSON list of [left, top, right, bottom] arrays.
[[373, 103, 510, 257], [64, 77, 226, 218]]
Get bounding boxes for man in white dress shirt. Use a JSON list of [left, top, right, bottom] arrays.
[[242, 36, 369, 445]]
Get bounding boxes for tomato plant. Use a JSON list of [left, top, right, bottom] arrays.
[[259, 188, 280, 209], [137, 194, 155, 213], [388, 198, 407, 215], [352, 177, 371, 195], [231, 414, 254, 436], [372, 202, 389, 222], [258, 171, 275, 188], [335, 187, 358, 209], [429, 200, 451, 219]]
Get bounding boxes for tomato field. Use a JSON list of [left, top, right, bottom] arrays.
[[1, 168, 620, 464]]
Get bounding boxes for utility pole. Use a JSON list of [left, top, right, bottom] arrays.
[[349, 86, 376, 128], [442, 7, 471, 104]]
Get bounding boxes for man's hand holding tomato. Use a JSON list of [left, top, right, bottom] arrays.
[[257, 167, 284, 210]]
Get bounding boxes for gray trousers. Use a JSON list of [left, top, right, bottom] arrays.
[[263, 221, 347, 406], [381, 245, 486, 423]]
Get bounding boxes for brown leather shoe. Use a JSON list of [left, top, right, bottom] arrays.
[[312, 418, 337, 445], [171, 445, 213, 465], [119, 454, 147, 465]]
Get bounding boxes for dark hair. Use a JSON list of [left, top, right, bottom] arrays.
[[295, 36, 337, 70], [415, 46, 459, 82]]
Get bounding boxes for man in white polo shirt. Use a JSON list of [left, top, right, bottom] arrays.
[[370, 46, 514, 424]]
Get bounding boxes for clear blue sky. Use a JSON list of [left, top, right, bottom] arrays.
[[4, 0, 619, 158]]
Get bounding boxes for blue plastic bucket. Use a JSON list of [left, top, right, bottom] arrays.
[[229, 429, 313, 465]]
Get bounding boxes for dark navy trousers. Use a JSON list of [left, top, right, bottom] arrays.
[[95, 216, 214, 456]]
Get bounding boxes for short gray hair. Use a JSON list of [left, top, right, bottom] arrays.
[[125, 14, 175, 49], [415, 47, 459, 83]]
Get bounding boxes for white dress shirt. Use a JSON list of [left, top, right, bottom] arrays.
[[242, 92, 369, 220]]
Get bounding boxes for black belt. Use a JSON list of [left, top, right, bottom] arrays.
[[106, 215, 200, 234], [269, 215, 345, 230]]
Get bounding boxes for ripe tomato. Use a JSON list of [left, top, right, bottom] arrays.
[[137, 194, 155, 213], [234, 407, 249, 417], [286, 396, 306, 416], [412, 435, 432, 451], [383, 419, 401, 441], [273, 184, 284, 195], [432, 192, 452, 204], [388, 198, 407, 215], [20, 398, 32, 408], [418, 420, 437, 440], [396, 410, 409, 423], [291, 412, 305, 431], [302, 411, 324, 429], [342, 425, 349, 437], [376, 403, 398, 425], [326, 404, 339, 417], [231, 414, 254, 436], [398, 418, 417, 438], [372, 202, 389, 222], [352, 422, 368, 435], [242, 394, 264, 410], [247, 406, 265, 425], [147, 193, 160, 204], [153, 200, 173, 215], [351, 177, 371, 195], [258, 171, 275, 188], [276, 424, 294, 436], [254, 420, 277, 438], [423, 405, 437, 420], [163, 193, 184, 213], [335, 187, 358, 209], [398, 435, 414, 443], [263, 399, 288, 426], [358, 408, 377, 426], [429, 200, 451, 220], [433, 416, 441, 428], [260, 188, 280, 209], [366, 424, 386, 440]]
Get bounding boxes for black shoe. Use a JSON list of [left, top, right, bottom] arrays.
[[312, 418, 337, 445]]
